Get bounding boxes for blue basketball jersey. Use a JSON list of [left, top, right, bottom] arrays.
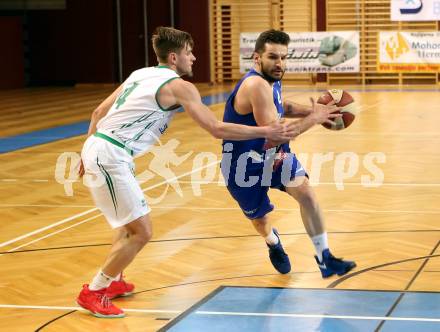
[[221, 69, 307, 219], [222, 69, 291, 176]]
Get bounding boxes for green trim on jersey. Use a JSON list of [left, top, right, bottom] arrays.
[[118, 112, 155, 130], [94, 132, 134, 156], [156, 65, 170, 69], [155, 76, 181, 111], [131, 120, 157, 142]]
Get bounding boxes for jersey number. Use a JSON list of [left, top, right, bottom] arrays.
[[115, 82, 140, 109]]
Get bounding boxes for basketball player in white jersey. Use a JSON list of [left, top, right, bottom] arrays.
[[76, 27, 300, 318]]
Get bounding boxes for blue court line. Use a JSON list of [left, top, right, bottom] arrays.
[[381, 292, 440, 332], [161, 286, 440, 332], [202, 92, 231, 105], [0, 92, 231, 154], [0, 121, 90, 153]]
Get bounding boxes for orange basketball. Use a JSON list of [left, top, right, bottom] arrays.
[[317, 89, 358, 130]]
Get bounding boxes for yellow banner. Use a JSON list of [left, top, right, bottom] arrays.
[[377, 31, 440, 73], [378, 63, 440, 73]]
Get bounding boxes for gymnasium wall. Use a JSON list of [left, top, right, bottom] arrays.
[[0, 16, 25, 89], [211, 0, 315, 84], [211, 0, 440, 85], [26, 0, 117, 85], [326, 0, 439, 85], [0, 0, 210, 89], [174, 0, 211, 83]]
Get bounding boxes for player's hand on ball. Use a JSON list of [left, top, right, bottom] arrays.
[[315, 99, 339, 112], [317, 89, 358, 130], [310, 97, 342, 125]]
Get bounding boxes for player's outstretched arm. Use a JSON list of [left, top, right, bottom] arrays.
[[287, 97, 342, 135], [266, 98, 342, 148], [170, 80, 294, 141], [283, 99, 340, 119], [282, 100, 313, 118], [247, 78, 339, 142]]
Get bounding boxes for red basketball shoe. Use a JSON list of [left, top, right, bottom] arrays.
[[77, 284, 125, 318], [105, 278, 135, 299]]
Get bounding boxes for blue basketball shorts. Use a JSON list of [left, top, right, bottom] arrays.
[[222, 153, 307, 220]]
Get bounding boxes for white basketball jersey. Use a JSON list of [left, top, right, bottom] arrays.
[[97, 66, 180, 156]]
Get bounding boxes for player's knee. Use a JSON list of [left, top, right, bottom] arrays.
[[296, 189, 318, 210], [126, 217, 152, 246], [138, 226, 152, 245], [132, 229, 151, 248]]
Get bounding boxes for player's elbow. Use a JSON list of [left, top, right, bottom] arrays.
[[203, 121, 226, 139], [92, 107, 106, 120], [209, 122, 224, 139]]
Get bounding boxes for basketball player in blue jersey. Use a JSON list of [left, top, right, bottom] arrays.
[[222, 29, 356, 277], [76, 27, 299, 318]]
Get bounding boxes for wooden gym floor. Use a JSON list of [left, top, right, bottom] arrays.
[[0, 84, 439, 331]]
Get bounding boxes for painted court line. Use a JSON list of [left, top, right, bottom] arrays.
[[3, 180, 440, 187], [177, 180, 440, 187], [0, 204, 95, 208], [6, 214, 102, 252], [195, 311, 440, 322], [0, 305, 438, 323], [308, 132, 440, 136], [283, 87, 440, 93], [0, 209, 96, 248], [309, 182, 440, 187], [154, 206, 440, 215], [1, 204, 440, 215], [0, 304, 181, 314], [0, 160, 220, 250], [357, 99, 385, 113]]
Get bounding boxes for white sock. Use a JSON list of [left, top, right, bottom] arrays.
[[311, 232, 329, 262], [265, 229, 280, 246], [89, 270, 116, 291]]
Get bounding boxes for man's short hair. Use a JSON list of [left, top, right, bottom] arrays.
[[152, 27, 194, 62], [254, 29, 290, 54]]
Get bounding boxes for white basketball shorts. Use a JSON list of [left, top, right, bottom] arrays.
[[81, 134, 150, 228]]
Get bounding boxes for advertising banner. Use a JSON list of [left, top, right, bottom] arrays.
[[391, 0, 440, 21], [239, 31, 360, 73], [378, 31, 440, 72]]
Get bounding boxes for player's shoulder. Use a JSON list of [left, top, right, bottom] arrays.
[[129, 67, 150, 78], [166, 77, 193, 91], [129, 66, 173, 80], [238, 75, 271, 100], [241, 74, 271, 92], [163, 78, 199, 100], [122, 67, 150, 85]]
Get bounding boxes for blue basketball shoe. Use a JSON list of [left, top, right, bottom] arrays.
[[315, 248, 356, 278], [267, 229, 291, 274]]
